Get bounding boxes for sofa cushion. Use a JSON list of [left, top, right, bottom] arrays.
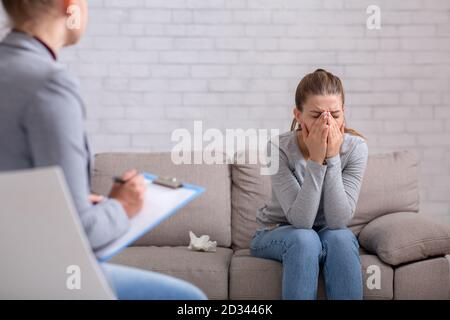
[[229, 249, 394, 300], [359, 212, 450, 266], [92, 152, 232, 247], [230, 249, 282, 300], [394, 257, 450, 300], [360, 254, 394, 300], [349, 151, 420, 235], [231, 156, 271, 250], [109, 246, 233, 300]]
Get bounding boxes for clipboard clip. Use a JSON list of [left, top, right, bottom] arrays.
[[153, 176, 183, 189]]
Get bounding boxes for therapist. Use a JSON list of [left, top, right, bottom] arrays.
[[0, 0, 206, 300]]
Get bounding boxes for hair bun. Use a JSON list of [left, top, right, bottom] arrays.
[[314, 68, 327, 73]]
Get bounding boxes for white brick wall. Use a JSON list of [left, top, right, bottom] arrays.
[[1, 0, 450, 223]]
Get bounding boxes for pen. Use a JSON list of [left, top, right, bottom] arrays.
[[113, 172, 140, 185]]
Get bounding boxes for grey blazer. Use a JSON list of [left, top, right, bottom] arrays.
[[0, 31, 130, 251]]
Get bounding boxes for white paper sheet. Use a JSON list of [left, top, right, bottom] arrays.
[[95, 179, 201, 261]]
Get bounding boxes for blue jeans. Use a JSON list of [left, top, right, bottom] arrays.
[[101, 263, 208, 300], [250, 225, 363, 300]]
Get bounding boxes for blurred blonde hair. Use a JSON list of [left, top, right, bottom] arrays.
[[2, 0, 56, 27]]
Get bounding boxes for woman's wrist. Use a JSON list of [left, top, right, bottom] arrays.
[[309, 157, 327, 166], [326, 153, 340, 160], [325, 154, 341, 167], [309, 157, 323, 165]]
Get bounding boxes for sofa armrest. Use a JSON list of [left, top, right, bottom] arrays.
[[358, 212, 450, 266]]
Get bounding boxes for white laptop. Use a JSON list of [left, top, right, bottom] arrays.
[[0, 167, 115, 300]]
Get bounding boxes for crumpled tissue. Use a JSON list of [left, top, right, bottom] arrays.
[[188, 231, 217, 252]]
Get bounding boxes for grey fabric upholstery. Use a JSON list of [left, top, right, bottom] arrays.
[[359, 212, 450, 266], [109, 246, 233, 300], [93, 151, 450, 300], [229, 249, 394, 300], [92, 152, 232, 247]]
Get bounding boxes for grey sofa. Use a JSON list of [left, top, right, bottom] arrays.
[[92, 150, 450, 300]]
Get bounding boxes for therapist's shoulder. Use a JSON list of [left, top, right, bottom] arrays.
[[17, 47, 82, 100], [15, 58, 80, 105], [21, 52, 84, 106], [20, 60, 85, 122], [37, 62, 81, 99], [1, 40, 73, 84]]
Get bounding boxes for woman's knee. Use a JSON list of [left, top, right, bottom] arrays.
[[320, 229, 358, 251], [284, 228, 321, 254]]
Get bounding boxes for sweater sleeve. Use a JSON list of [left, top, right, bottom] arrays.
[[23, 69, 130, 251], [270, 140, 328, 229], [322, 140, 369, 229]]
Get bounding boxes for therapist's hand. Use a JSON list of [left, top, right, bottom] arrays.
[[89, 194, 104, 205], [108, 169, 146, 219]]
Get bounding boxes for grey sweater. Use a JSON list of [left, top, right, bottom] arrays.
[[257, 130, 369, 230], [0, 31, 130, 251]]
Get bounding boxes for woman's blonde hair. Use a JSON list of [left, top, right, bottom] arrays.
[[2, 0, 56, 26], [290, 68, 366, 140]]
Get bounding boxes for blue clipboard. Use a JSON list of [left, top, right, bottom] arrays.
[[96, 172, 205, 262]]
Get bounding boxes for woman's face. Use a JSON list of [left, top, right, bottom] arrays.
[[294, 95, 345, 133]]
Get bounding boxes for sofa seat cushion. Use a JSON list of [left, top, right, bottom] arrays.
[[229, 249, 394, 300], [109, 246, 233, 300], [92, 152, 232, 247], [394, 257, 450, 300], [359, 212, 450, 266]]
